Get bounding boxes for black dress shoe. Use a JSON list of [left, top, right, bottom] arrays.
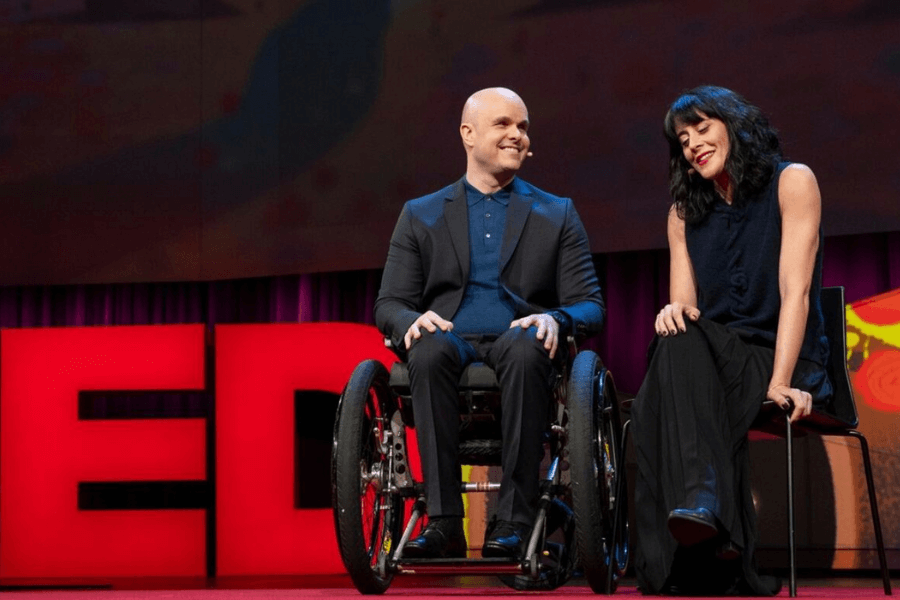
[[402, 517, 466, 559], [482, 518, 530, 559], [667, 507, 718, 547]]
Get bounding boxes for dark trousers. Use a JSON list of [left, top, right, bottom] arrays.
[[631, 319, 773, 596], [406, 326, 555, 525]]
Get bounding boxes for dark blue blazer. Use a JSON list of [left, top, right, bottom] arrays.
[[375, 177, 604, 351]]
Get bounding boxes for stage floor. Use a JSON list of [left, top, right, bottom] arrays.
[[0, 575, 893, 599]]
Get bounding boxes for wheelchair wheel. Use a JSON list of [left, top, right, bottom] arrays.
[[332, 359, 403, 594], [568, 350, 626, 594], [599, 367, 629, 590]]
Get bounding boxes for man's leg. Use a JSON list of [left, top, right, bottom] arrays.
[[406, 329, 476, 515], [485, 326, 555, 527], [403, 330, 475, 558]]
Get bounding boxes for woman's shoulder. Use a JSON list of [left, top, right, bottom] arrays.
[[778, 162, 817, 187], [777, 162, 821, 211]]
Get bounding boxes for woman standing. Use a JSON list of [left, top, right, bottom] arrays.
[[632, 85, 832, 596]]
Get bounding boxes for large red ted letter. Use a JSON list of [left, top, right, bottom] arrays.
[[0, 325, 207, 578], [215, 322, 396, 574]]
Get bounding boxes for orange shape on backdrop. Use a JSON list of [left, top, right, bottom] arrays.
[[854, 349, 900, 412], [853, 289, 900, 326]]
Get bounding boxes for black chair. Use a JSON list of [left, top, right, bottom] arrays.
[[752, 286, 892, 597], [615, 286, 893, 597]]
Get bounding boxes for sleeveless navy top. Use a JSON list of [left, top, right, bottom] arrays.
[[686, 162, 832, 401]]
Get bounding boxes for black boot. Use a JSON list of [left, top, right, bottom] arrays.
[[667, 507, 718, 546]]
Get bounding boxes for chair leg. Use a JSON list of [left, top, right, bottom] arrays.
[[786, 413, 797, 598], [847, 430, 893, 596]]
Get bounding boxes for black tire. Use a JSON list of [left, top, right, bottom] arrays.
[[568, 350, 622, 594], [599, 370, 629, 589], [332, 360, 403, 594]]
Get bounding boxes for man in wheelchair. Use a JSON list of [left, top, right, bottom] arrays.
[[373, 87, 604, 561]]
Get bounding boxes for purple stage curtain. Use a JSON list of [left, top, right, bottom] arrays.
[[1, 231, 898, 395]]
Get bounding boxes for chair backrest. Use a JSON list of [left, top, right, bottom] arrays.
[[820, 286, 859, 428]]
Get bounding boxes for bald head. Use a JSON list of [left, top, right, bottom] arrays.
[[461, 87, 527, 126], [459, 87, 531, 193]]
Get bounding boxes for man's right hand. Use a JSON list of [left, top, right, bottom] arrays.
[[404, 311, 453, 349]]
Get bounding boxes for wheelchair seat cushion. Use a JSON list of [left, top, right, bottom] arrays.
[[389, 361, 500, 394]]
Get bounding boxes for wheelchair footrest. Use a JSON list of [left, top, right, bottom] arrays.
[[394, 557, 521, 575]]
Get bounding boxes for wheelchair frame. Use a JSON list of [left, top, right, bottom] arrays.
[[331, 348, 628, 594]]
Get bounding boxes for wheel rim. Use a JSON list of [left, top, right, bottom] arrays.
[[597, 371, 629, 580], [360, 389, 392, 573]]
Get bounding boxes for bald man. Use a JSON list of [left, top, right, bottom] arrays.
[[375, 88, 604, 559]]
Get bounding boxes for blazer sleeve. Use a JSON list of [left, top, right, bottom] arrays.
[[374, 203, 425, 349], [555, 199, 605, 337]]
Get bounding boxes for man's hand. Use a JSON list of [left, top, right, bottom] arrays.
[[404, 311, 453, 350], [655, 302, 701, 336], [767, 383, 813, 423], [510, 313, 560, 359]]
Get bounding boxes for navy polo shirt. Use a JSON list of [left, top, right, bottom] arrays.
[[451, 179, 517, 335]]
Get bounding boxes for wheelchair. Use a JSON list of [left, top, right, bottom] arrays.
[[331, 341, 629, 594]]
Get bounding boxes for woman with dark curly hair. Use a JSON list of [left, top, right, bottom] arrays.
[[631, 85, 833, 596]]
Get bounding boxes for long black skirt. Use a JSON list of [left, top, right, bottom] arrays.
[[631, 318, 829, 596]]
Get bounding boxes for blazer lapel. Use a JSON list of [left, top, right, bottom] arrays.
[[444, 179, 469, 281], [500, 180, 533, 271]]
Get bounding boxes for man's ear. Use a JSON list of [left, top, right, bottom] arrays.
[[460, 123, 474, 149]]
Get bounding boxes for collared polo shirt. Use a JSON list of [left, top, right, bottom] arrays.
[[451, 179, 516, 335]]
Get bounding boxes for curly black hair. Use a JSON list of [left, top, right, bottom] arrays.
[[663, 85, 783, 223]]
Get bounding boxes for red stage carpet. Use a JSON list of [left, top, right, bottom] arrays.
[[0, 577, 892, 600]]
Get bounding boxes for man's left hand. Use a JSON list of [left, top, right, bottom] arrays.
[[510, 313, 560, 359]]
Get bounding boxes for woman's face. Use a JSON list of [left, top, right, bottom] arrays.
[[675, 112, 730, 182]]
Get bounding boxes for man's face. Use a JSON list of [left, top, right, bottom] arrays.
[[465, 93, 530, 181]]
